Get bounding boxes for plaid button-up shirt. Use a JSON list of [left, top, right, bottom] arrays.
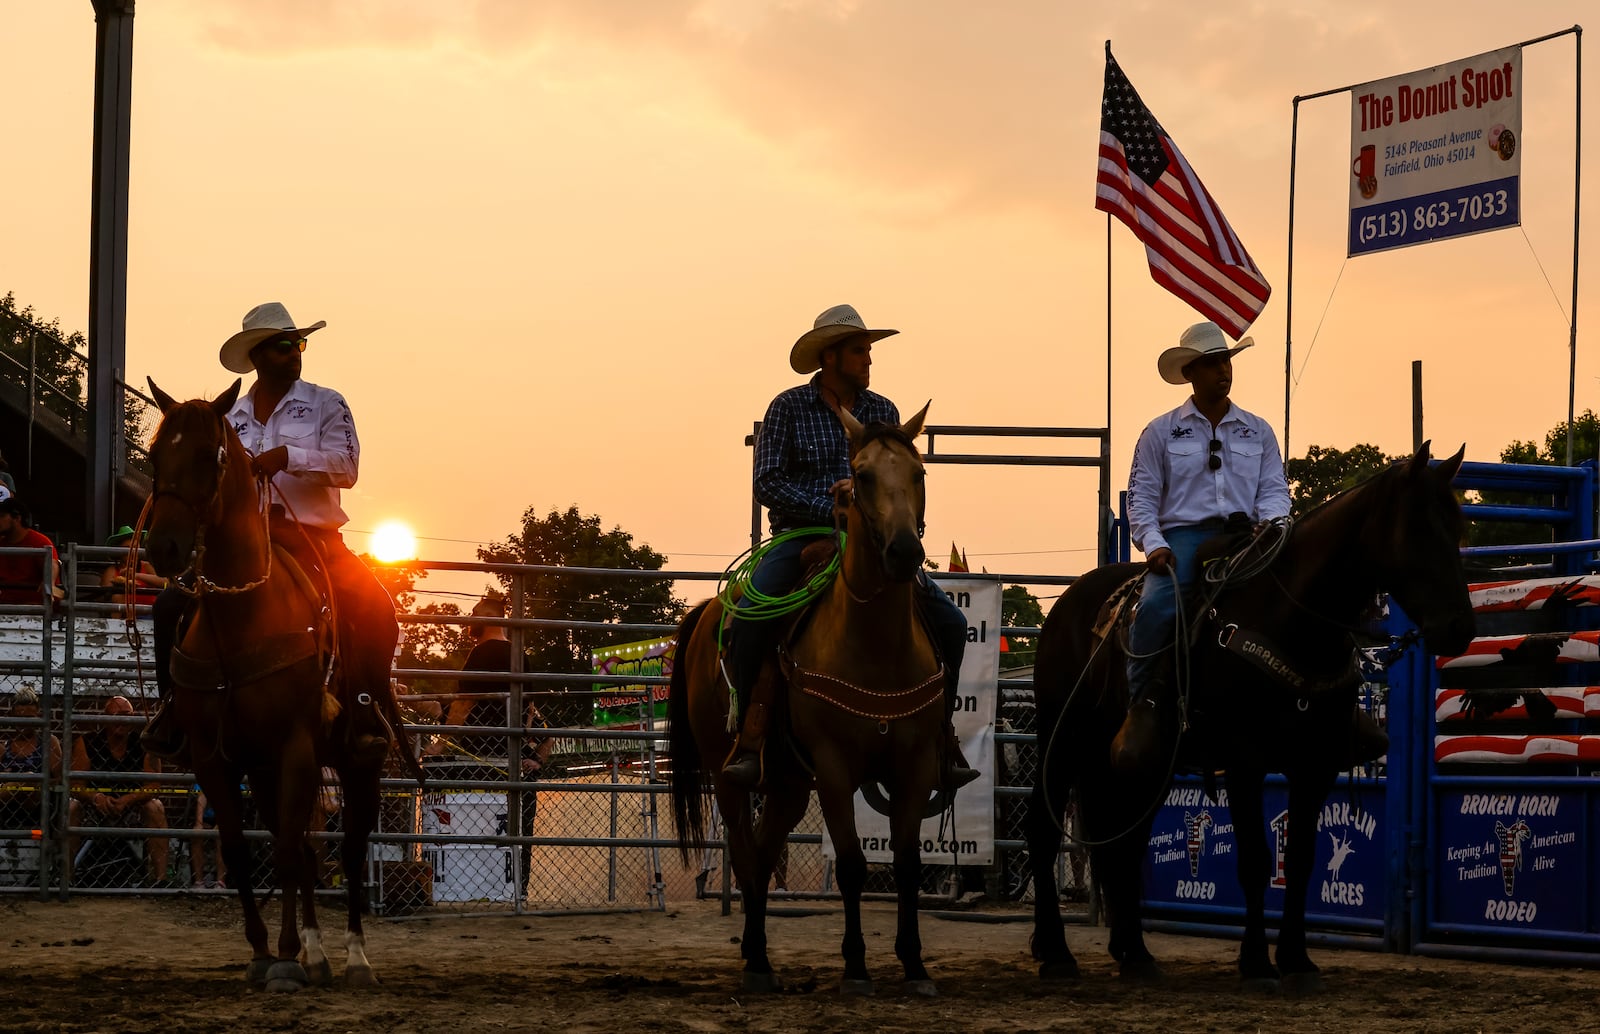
[[754, 376, 899, 532]]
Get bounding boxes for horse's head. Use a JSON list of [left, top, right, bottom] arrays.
[[839, 402, 929, 582], [1365, 441, 1475, 656], [143, 378, 244, 576]]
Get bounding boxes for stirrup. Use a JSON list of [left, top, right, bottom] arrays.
[[139, 708, 188, 761], [722, 750, 762, 788]]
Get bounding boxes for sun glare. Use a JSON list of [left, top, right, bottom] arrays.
[[370, 521, 417, 563]]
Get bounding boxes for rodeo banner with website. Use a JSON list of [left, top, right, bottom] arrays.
[[1348, 45, 1521, 257], [823, 577, 1001, 866]]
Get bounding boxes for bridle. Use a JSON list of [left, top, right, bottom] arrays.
[[150, 409, 274, 598], [836, 436, 927, 605]]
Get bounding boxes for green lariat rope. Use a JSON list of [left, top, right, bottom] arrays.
[[714, 526, 843, 725]]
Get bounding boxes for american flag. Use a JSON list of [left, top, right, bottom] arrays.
[[1096, 47, 1271, 338]]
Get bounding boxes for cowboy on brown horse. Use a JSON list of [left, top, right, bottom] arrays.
[[721, 303, 976, 791], [143, 302, 398, 766]]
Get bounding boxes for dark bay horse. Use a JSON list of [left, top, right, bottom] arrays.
[[669, 404, 948, 996], [144, 379, 391, 991], [1025, 444, 1475, 991]]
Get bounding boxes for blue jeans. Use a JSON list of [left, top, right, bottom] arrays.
[[1125, 524, 1215, 705]]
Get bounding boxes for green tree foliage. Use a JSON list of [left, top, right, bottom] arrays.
[[1284, 443, 1403, 519], [1466, 410, 1600, 550], [0, 293, 156, 475], [476, 505, 686, 729], [1000, 584, 1044, 670]]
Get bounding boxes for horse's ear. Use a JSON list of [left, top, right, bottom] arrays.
[[838, 405, 865, 442], [147, 378, 179, 415], [211, 379, 242, 417], [1406, 439, 1434, 478], [1433, 444, 1466, 483], [901, 400, 931, 440]]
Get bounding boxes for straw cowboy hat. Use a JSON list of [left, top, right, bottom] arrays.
[[219, 302, 327, 374], [1157, 321, 1255, 385], [788, 304, 899, 375]]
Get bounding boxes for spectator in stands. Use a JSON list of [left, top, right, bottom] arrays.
[[0, 450, 15, 496], [188, 784, 226, 889], [0, 491, 61, 606], [515, 692, 554, 898], [430, 593, 517, 779], [69, 695, 169, 886], [0, 685, 62, 835], [99, 527, 165, 605]]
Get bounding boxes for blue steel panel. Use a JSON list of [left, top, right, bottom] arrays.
[[1434, 790, 1585, 934], [1141, 781, 1386, 925], [1142, 781, 1248, 913]]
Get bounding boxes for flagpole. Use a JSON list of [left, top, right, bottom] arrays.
[[1285, 97, 1301, 458], [1565, 27, 1582, 465]]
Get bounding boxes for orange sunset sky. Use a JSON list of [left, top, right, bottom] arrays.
[[1, 3, 1594, 604]]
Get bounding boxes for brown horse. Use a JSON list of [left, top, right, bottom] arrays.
[[669, 403, 949, 996], [1024, 444, 1475, 991], [144, 379, 391, 991]]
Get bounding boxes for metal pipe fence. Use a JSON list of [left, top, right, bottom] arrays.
[[0, 547, 1090, 920]]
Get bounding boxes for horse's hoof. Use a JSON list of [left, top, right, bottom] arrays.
[[345, 964, 379, 989], [838, 978, 875, 997], [1280, 970, 1324, 997], [741, 970, 781, 994], [1039, 958, 1081, 982], [1240, 976, 1281, 994], [903, 979, 937, 998], [306, 958, 334, 988], [1118, 956, 1163, 982], [244, 958, 273, 988], [264, 960, 309, 993]]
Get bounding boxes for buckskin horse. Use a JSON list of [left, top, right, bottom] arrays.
[[144, 379, 411, 991], [669, 403, 951, 996], [1024, 444, 1475, 991]]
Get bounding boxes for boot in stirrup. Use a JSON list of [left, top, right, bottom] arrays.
[[348, 693, 393, 766], [721, 700, 769, 788], [139, 700, 188, 761], [943, 727, 980, 790]]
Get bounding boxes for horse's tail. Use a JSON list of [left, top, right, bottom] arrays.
[[668, 599, 712, 866]]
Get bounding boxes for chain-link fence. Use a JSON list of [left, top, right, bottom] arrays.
[[0, 547, 1092, 922]]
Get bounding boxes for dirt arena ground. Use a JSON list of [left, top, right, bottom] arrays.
[[1, 895, 1594, 1033]]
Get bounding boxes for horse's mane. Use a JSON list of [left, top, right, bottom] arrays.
[[1296, 454, 1465, 539], [850, 421, 920, 458]]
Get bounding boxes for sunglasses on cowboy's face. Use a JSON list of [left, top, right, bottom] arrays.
[[258, 337, 307, 358], [1208, 439, 1223, 471]]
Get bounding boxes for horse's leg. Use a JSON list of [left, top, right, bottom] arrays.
[[812, 773, 872, 995], [1024, 747, 1080, 981], [1224, 766, 1277, 989], [298, 834, 331, 987], [198, 765, 272, 986], [888, 776, 936, 997], [263, 737, 317, 992], [715, 782, 776, 992], [339, 760, 382, 988], [1276, 767, 1337, 995], [1090, 773, 1163, 980]]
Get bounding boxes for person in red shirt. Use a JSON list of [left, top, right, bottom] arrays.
[[0, 494, 60, 606]]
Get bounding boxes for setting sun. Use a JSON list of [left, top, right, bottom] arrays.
[[370, 521, 417, 563]]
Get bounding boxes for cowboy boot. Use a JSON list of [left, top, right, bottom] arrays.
[[141, 586, 190, 761], [940, 667, 979, 791], [1110, 675, 1170, 774], [944, 725, 980, 790], [1338, 705, 1389, 767], [722, 700, 768, 788], [346, 685, 394, 766]]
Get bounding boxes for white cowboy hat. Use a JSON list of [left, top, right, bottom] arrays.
[[788, 304, 899, 375], [218, 302, 327, 374], [1156, 321, 1255, 385]]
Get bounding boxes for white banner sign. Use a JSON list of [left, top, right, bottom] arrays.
[[1348, 45, 1521, 256], [823, 577, 1000, 866]]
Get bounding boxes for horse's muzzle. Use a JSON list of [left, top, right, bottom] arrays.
[[1424, 612, 1476, 659], [882, 530, 925, 582]]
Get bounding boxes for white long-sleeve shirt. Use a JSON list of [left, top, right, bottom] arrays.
[[1126, 398, 1291, 556], [227, 379, 359, 530]]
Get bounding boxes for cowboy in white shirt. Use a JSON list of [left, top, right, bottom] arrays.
[[1111, 322, 1291, 772], [144, 303, 399, 765]]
